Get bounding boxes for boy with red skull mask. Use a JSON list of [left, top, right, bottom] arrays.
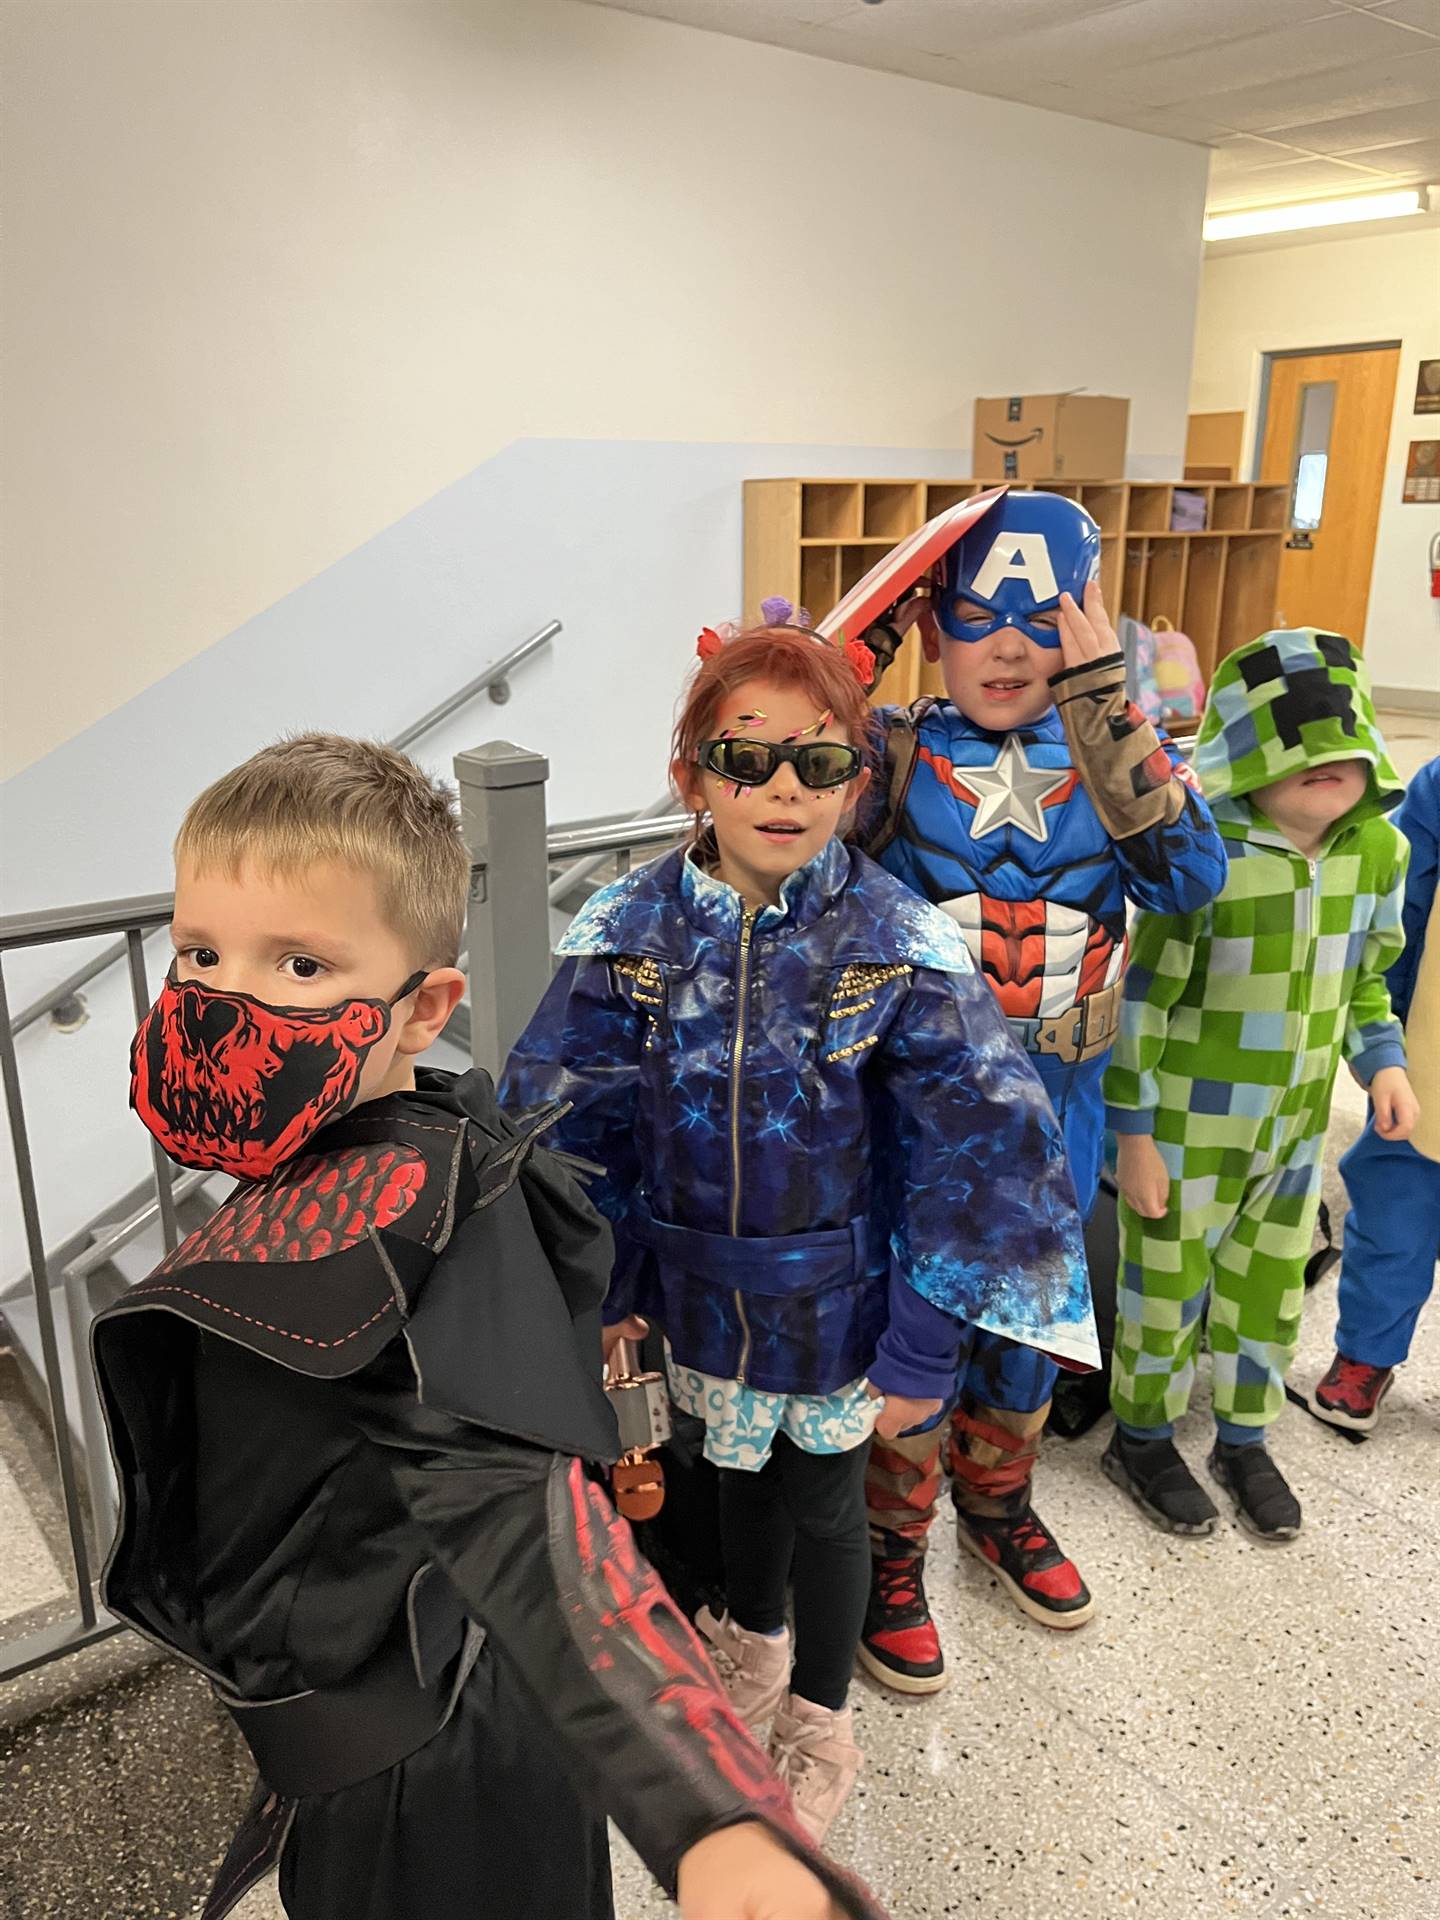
[[97, 733, 885, 1920], [844, 491, 1227, 1691]]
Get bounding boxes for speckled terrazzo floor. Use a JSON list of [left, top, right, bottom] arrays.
[[5, 714, 1437, 1920]]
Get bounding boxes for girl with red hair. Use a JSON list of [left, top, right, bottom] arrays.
[[503, 611, 1093, 1844]]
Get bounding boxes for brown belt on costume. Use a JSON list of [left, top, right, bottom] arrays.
[[1009, 978, 1124, 1066]]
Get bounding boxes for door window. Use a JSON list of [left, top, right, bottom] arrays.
[[1290, 381, 1335, 530]]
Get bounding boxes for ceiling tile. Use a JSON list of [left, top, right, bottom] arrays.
[[818, 0, 1139, 59], [874, 0, 1347, 93], [1280, 97, 1440, 149], [1204, 152, 1411, 208], [1078, 99, 1240, 141], [1093, 11, 1418, 107], [1186, 45, 1440, 132], [1363, 1, 1440, 33], [1321, 132, 1440, 175], [1206, 133, 1317, 170]]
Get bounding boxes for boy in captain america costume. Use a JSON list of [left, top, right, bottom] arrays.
[[853, 490, 1228, 1692]]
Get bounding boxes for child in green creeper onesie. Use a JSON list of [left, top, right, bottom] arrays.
[[1100, 629, 1419, 1541]]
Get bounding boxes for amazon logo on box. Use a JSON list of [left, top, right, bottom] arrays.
[[974, 392, 1129, 482]]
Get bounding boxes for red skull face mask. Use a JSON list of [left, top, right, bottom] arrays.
[[130, 967, 427, 1180]]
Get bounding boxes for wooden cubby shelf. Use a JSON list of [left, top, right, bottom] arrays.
[[744, 477, 1289, 706]]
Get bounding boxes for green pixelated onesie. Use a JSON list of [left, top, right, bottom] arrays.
[[1104, 629, 1408, 1435]]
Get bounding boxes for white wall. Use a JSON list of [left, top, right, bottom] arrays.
[[0, 0, 1212, 1273], [1, 0, 1209, 781], [1189, 226, 1440, 698]]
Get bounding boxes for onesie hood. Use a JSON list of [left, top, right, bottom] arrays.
[[1192, 628, 1401, 821]]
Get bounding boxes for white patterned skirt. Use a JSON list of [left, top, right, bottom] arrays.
[[664, 1349, 880, 1472]]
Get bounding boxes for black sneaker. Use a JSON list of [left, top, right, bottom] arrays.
[[1207, 1441, 1302, 1541], [1101, 1426, 1218, 1536]]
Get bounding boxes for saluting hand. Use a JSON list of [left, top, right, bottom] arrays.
[[1054, 581, 1118, 676]]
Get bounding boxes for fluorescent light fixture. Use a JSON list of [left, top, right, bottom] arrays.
[[1204, 188, 1423, 242]]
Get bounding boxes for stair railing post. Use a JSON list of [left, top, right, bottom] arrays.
[[454, 743, 552, 1078]]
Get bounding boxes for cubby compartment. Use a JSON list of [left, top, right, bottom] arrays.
[[1127, 485, 1172, 533], [800, 545, 841, 622], [1219, 536, 1280, 659], [747, 474, 1286, 694], [1144, 541, 1189, 630], [1121, 539, 1150, 621], [1099, 536, 1122, 614], [1181, 539, 1226, 685], [1081, 485, 1126, 535], [1250, 485, 1289, 530], [925, 481, 981, 520], [839, 544, 880, 600], [801, 482, 862, 542], [1211, 484, 1252, 531], [863, 482, 923, 540]]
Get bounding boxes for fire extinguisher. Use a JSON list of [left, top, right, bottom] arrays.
[[1431, 531, 1440, 598], [604, 1338, 672, 1522]]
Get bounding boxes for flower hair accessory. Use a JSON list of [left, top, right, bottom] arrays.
[[695, 599, 878, 688], [842, 635, 877, 688]]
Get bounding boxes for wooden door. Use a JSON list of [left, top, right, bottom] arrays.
[[1259, 346, 1399, 648]]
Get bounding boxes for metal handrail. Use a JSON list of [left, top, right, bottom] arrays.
[[0, 827, 689, 961], [389, 619, 560, 748], [547, 794, 682, 903], [63, 1169, 212, 1284], [0, 893, 175, 956], [6, 619, 563, 1036], [545, 813, 690, 863]]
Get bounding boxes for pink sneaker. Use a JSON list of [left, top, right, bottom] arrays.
[[695, 1608, 791, 1734], [768, 1692, 863, 1843]]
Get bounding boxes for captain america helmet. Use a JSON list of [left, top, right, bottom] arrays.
[[936, 491, 1102, 651]]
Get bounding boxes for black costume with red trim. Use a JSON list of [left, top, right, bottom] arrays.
[[92, 1068, 885, 1920]]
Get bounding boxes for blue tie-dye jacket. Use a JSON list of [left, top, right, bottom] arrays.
[[501, 839, 1097, 1400]]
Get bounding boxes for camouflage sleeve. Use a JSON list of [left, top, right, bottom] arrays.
[[1050, 651, 1188, 840]]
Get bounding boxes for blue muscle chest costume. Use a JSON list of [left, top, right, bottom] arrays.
[[873, 697, 1228, 1410]]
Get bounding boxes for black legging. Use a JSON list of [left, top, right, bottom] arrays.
[[718, 1434, 872, 1712]]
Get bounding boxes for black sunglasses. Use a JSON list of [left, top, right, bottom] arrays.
[[699, 737, 863, 791]]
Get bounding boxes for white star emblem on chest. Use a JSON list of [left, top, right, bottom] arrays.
[[957, 733, 1071, 843]]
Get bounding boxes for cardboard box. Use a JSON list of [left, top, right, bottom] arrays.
[[973, 393, 1130, 482]]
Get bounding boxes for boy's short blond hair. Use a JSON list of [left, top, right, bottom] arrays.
[[176, 733, 470, 968]]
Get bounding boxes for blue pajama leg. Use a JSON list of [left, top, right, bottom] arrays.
[[1335, 1118, 1440, 1370]]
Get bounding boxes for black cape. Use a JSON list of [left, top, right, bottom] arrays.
[[92, 1069, 886, 1920]]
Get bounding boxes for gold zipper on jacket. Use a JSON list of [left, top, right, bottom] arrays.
[[730, 907, 758, 1381]]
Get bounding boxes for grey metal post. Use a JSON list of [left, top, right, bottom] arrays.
[[454, 743, 552, 1076]]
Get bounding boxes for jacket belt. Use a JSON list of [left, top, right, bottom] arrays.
[[1009, 979, 1123, 1067], [634, 1208, 869, 1295], [218, 1567, 479, 1799]]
